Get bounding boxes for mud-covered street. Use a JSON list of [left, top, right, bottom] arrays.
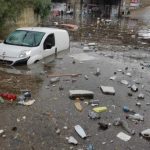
[[1, 9, 150, 150]]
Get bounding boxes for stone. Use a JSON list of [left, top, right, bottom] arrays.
[[50, 77, 60, 84], [100, 86, 115, 95], [68, 136, 78, 145]]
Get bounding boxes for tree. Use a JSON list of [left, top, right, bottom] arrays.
[[0, 0, 51, 28]]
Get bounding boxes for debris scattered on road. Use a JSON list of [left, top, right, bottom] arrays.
[[110, 76, 116, 80], [140, 129, 150, 139], [87, 144, 94, 150], [126, 72, 132, 77], [121, 80, 129, 85], [88, 111, 101, 120], [126, 113, 144, 121], [74, 125, 87, 139], [98, 122, 109, 130], [69, 90, 94, 99], [50, 77, 60, 84], [84, 75, 89, 80], [95, 68, 100, 76], [18, 99, 35, 106], [100, 86, 115, 95], [67, 136, 78, 145], [136, 102, 141, 107], [123, 106, 135, 113], [74, 98, 83, 112], [131, 85, 138, 92], [117, 132, 131, 142], [113, 118, 135, 135], [138, 93, 145, 99], [56, 128, 61, 135], [93, 106, 107, 113]]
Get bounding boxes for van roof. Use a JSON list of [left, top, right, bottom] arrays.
[[16, 27, 66, 33]]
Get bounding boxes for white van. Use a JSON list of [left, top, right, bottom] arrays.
[[0, 27, 70, 65]]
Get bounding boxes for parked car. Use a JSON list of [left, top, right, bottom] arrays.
[[0, 27, 70, 65]]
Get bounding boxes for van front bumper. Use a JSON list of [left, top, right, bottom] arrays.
[[0, 57, 30, 66]]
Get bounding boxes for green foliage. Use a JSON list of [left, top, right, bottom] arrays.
[[0, 0, 51, 27]]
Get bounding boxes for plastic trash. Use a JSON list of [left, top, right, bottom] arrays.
[[68, 136, 78, 145], [138, 93, 145, 100], [95, 68, 100, 76], [74, 98, 83, 112], [110, 76, 116, 80], [98, 122, 108, 130], [0, 97, 4, 104], [100, 86, 115, 95], [50, 77, 60, 84], [88, 99, 100, 105], [84, 75, 89, 80], [121, 80, 129, 85], [131, 85, 138, 92], [18, 99, 35, 106], [74, 125, 87, 139], [0, 93, 17, 101], [140, 129, 150, 139], [126, 113, 144, 121], [123, 106, 135, 114], [113, 118, 135, 135], [88, 111, 101, 120], [93, 107, 107, 113], [87, 144, 94, 150], [117, 132, 131, 142]]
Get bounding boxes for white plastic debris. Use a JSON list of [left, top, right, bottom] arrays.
[[74, 125, 87, 138], [110, 76, 116, 80], [131, 85, 138, 92], [127, 113, 144, 121], [117, 132, 131, 142], [140, 129, 150, 139], [95, 68, 100, 76], [138, 93, 145, 99], [100, 86, 115, 95], [50, 77, 60, 84], [126, 73, 132, 77], [121, 80, 129, 85], [68, 136, 78, 145], [0, 129, 4, 135], [69, 90, 94, 99], [18, 99, 35, 106], [88, 43, 96, 46]]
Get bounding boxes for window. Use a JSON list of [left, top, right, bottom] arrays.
[[4, 30, 45, 47], [44, 34, 55, 49]]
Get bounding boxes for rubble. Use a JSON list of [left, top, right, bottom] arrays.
[[138, 93, 145, 99], [74, 125, 87, 139], [117, 132, 131, 142], [67, 136, 78, 145], [100, 86, 115, 95], [69, 90, 94, 99], [93, 106, 107, 113], [140, 129, 150, 139], [131, 85, 138, 92], [88, 111, 101, 120], [121, 80, 129, 85], [98, 122, 109, 130]]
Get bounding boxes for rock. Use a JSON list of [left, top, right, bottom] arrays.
[[126, 73, 132, 77], [121, 80, 129, 85], [128, 93, 132, 96], [131, 85, 138, 92], [69, 90, 94, 99], [100, 86, 115, 95], [50, 77, 60, 84], [68, 136, 78, 145], [56, 128, 61, 135], [126, 114, 144, 121], [18, 99, 35, 106], [0, 129, 4, 135], [98, 122, 108, 130], [136, 102, 141, 107], [110, 76, 116, 80], [138, 93, 144, 100]]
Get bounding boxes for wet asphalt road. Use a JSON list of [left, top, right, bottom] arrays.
[[1, 41, 150, 150]]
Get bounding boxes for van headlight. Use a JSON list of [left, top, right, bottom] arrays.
[[19, 50, 31, 58]]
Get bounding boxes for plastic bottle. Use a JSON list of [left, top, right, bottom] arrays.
[[126, 114, 144, 121], [123, 106, 135, 113]]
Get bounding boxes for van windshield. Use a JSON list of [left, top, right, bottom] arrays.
[[4, 30, 45, 47]]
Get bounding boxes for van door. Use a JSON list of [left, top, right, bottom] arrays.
[[43, 33, 56, 58]]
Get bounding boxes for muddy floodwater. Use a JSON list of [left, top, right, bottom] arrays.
[[0, 12, 150, 150]]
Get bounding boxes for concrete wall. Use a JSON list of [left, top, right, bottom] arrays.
[[16, 7, 41, 27]]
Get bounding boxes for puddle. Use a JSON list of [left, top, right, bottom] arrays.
[[70, 53, 96, 61]]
